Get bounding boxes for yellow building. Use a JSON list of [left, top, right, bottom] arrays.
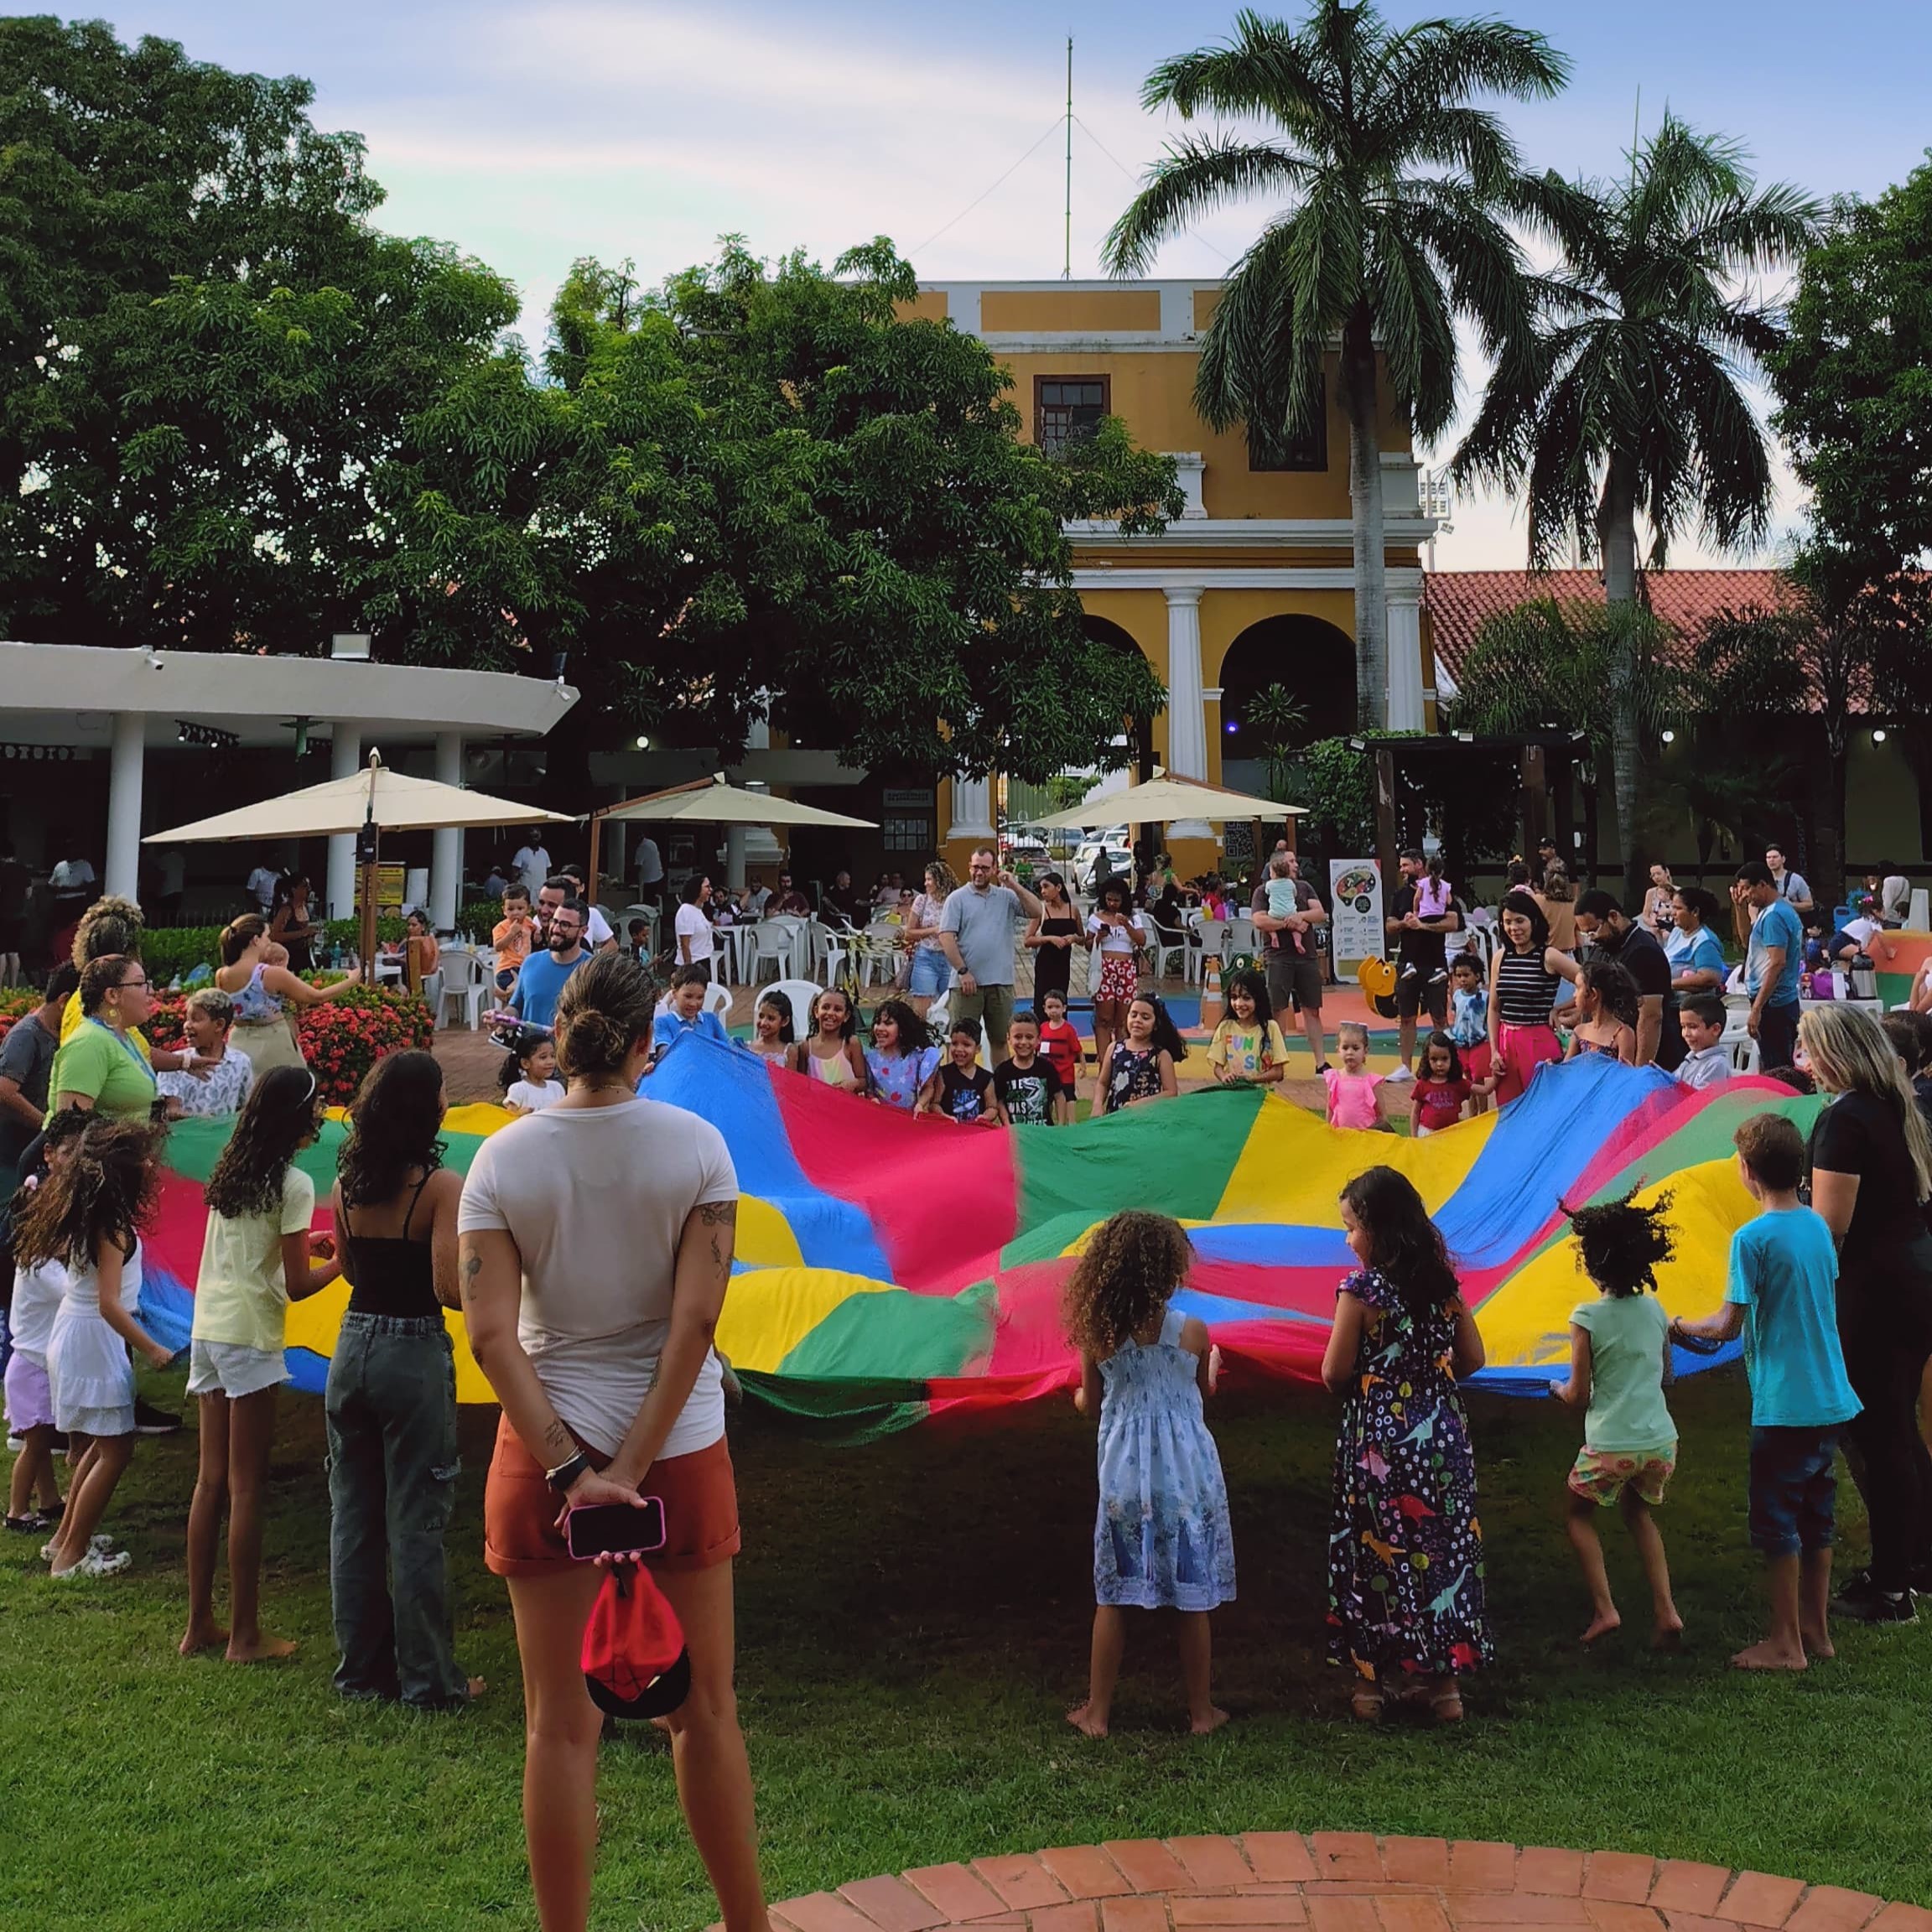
[[908, 278, 1438, 876]]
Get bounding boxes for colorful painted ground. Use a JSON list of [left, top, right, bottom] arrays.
[[140, 1036, 1822, 1439]]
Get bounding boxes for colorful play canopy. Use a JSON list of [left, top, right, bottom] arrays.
[[143, 1042, 1813, 1437]]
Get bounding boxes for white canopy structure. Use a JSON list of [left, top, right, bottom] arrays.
[[1036, 769, 1304, 828]]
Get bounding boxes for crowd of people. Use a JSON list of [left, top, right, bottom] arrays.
[[9, 830, 1932, 1932]]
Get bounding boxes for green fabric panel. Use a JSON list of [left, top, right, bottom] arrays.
[[1005, 1083, 1262, 1268], [162, 1116, 489, 1187], [1878, 972, 1914, 1008], [1576, 1085, 1825, 1207], [776, 1283, 991, 1383], [732, 1370, 930, 1443]]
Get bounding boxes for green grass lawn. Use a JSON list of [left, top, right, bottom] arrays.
[[4, 1364, 1929, 1932]]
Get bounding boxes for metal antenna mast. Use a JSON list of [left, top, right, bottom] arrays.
[[1062, 38, 1073, 278]]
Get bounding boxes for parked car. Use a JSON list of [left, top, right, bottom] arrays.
[[1072, 828, 1131, 894]]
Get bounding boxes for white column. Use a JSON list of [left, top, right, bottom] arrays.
[[724, 825, 747, 890], [946, 773, 996, 842], [103, 712, 145, 902], [429, 732, 464, 931], [326, 727, 363, 920], [1386, 584, 1425, 731], [1163, 587, 1212, 839]]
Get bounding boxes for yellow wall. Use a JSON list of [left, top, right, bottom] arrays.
[[980, 289, 1161, 332]]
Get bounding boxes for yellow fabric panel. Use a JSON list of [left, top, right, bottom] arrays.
[[714, 1266, 893, 1374], [285, 1280, 495, 1404], [736, 1197, 804, 1269], [1469, 1157, 1757, 1373], [443, 1101, 517, 1138], [1214, 1088, 1496, 1223]]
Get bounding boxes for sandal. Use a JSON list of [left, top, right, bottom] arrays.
[[4, 1512, 50, 1533], [1349, 1687, 1385, 1722]]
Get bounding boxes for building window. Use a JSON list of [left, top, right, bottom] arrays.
[[1247, 382, 1328, 471], [1036, 377, 1109, 455]]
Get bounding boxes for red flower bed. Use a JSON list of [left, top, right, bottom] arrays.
[[145, 984, 434, 1104]]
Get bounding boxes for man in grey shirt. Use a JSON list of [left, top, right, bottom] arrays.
[[937, 846, 1043, 1059]]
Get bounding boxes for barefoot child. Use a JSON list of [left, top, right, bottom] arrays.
[[23, 1118, 173, 1578], [1409, 1032, 1472, 1136], [183, 1067, 340, 1659], [1323, 1021, 1386, 1130], [1036, 989, 1083, 1114], [3, 1109, 87, 1530], [1065, 1210, 1233, 1737], [1671, 1114, 1862, 1669], [1323, 1166, 1489, 1722], [1208, 969, 1290, 1086], [1550, 1193, 1683, 1648]]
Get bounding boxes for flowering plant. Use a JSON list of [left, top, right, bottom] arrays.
[[143, 985, 434, 1104], [0, 988, 41, 1046]]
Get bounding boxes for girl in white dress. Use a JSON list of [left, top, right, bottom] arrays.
[[18, 1119, 171, 1578]]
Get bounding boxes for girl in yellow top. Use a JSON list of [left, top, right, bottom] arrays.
[[181, 1066, 339, 1662], [1207, 970, 1291, 1086]]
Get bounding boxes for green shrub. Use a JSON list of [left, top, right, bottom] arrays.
[[138, 926, 225, 981], [457, 898, 500, 941], [322, 915, 405, 953]]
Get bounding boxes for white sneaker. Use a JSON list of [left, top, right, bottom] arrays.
[[1384, 1064, 1416, 1083], [52, 1546, 131, 1579]]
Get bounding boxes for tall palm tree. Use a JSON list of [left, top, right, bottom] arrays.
[[1104, 3, 1568, 731], [1454, 113, 1820, 901]]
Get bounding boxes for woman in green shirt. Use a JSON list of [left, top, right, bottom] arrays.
[[50, 955, 204, 1119]]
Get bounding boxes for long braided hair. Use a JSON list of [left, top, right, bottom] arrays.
[[12, 1116, 164, 1270]]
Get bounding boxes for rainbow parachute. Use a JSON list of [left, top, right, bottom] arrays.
[[143, 1039, 1817, 1438]]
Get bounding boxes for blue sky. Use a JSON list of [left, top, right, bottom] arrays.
[[73, 2, 1932, 565]]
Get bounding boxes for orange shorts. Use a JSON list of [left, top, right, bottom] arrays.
[[482, 1413, 741, 1578]]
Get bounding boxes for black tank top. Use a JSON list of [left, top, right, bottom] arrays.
[[1497, 946, 1561, 1028], [341, 1175, 439, 1319]]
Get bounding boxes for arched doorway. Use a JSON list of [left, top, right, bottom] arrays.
[[1083, 615, 1158, 780], [1218, 614, 1357, 795]]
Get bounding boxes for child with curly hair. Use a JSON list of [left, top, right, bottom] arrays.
[[18, 1117, 173, 1577], [1550, 1192, 1682, 1648], [1063, 1210, 1233, 1738]]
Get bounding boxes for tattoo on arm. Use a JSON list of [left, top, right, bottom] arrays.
[[696, 1201, 737, 1226], [458, 1244, 483, 1302]]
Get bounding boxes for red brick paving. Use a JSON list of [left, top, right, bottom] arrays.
[[749, 1840, 1918, 1932]]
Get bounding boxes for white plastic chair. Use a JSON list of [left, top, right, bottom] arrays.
[[755, 979, 823, 1035], [750, 916, 805, 983], [1726, 1031, 1762, 1076], [1146, 922, 1188, 981], [703, 980, 732, 1020], [434, 948, 490, 1031], [1188, 919, 1227, 985], [1223, 916, 1257, 961]]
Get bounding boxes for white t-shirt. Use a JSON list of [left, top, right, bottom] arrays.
[[582, 905, 614, 948], [9, 1258, 66, 1359], [246, 865, 278, 911], [635, 839, 664, 887], [504, 1078, 565, 1113], [1841, 916, 1882, 951], [457, 1099, 738, 1459], [512, 844, 552, 897], [1086, 911, 1141, 955], [673, 901, 714, 962]]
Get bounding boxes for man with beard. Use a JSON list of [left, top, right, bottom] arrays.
[[510, 900, 589, 1031], [1574, 890, 1683, 1071]]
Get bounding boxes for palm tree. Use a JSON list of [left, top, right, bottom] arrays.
[[1454, 113, 1820, 901], [1104, 3, 1568, 731]]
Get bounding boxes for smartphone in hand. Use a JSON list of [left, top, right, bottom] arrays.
[[564, 1497, 667, 1561]]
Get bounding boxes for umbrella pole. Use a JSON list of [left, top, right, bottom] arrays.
[[587, 809, 603, 913], [358, 823, 380, 987]]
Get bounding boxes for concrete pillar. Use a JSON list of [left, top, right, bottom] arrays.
[[326, 727, 363, 920], [1163, 586, 1212, 839], [946, 773, 996, 842], [429, 732, 464, 931], [724, 824, 747, 890], [1386, 584, 1425, 732], [104, 712, 145, 901]]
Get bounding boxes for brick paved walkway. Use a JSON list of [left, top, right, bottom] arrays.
[[749, 1836, 1932, 1932]]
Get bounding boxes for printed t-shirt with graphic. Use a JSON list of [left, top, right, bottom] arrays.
[[1208, 1017, 1290, 1079], [993, 1057, 1063, 1124], [936, 1062, 994, 1123]]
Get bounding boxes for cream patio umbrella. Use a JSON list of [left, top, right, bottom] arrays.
[[146, 749, 574, 979], [585, 773, 876, 903], [1035, 769, 1305, 830]]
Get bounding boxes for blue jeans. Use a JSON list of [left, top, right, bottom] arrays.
[[908, 948, 951, 998], [325, 1313, 470, 1707]]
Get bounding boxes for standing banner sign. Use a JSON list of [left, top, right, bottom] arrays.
[[1327, 859, 1385, 969]]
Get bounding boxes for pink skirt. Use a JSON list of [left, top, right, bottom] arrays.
[[1494, 1023, 1561, 1104]]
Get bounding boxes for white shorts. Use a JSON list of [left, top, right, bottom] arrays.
[[186, 1341, 288, 1400]]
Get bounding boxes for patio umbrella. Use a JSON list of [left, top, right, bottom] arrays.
[[1034, 769, 1305, 829], [146, 750, 573, 979], [586, 773, 877, 901]]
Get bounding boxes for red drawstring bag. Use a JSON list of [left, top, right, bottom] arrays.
[[580, 1561, 691, 1721]]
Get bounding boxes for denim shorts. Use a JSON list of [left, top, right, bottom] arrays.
[[908, 948, 951, 997], [1748, 1425, 1841, 1555]]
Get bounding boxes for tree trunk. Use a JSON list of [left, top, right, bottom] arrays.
[[1343, 315, 1388, 733], [1810, 719, 1849, 916], [1597, 452, 1645, 908]]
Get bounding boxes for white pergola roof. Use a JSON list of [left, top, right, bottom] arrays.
[[0, 641, 577, 750]]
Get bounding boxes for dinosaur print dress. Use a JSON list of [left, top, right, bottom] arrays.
[[1326, 1266, 1492, 1685]]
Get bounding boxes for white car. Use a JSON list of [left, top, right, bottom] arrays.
[[1072, 830, 1131, 894]]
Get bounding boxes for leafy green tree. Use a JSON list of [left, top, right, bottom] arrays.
[[1243, 683, 1309, 801], [1454, 113, 1820, 901], [406, 241, 1182, 782], [1103, 2, 1568, 730]]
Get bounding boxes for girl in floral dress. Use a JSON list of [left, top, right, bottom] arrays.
[[1322, 1165, 1491, 1722], [1065, 1211, 1234, 1737]]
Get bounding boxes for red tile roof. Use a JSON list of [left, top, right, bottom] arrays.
[[1424, 569, 1800, 688]]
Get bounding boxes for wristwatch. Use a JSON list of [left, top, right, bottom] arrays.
[[544, 1451, 590, 1494]]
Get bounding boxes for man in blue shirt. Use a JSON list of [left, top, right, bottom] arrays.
[[509, 900, 587, 1030], [1732, 860, 1804, 1072]]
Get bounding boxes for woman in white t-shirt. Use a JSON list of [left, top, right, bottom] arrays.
[[673, 874, 716, 970], [458, 952, 766, 1932]]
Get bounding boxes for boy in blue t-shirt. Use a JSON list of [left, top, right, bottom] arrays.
[[1673, 1112, 1862, 1669], [641, 964, 731, 1077]]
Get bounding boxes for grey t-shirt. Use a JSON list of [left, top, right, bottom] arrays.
[[940, 884, 1024, 986], [0, 1012, 57, 1167]]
